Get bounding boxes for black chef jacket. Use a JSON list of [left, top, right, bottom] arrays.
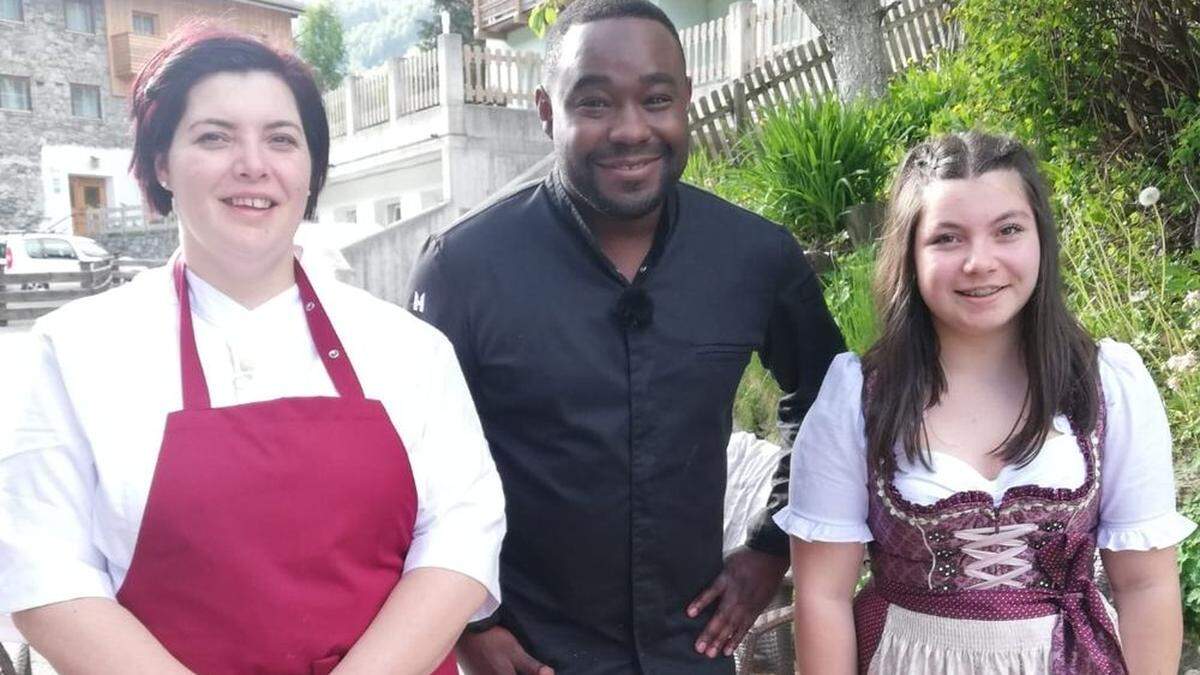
[[407, 172, 844, 674]]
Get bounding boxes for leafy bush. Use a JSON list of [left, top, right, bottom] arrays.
[[735, 97, 895, 248], [822, 246, 878, 355], [1180, 496, 1200, 640]]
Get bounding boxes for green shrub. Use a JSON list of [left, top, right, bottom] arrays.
[[1180, 495, 1200, 639], [735, 97, 895, 249], [823, 245, 879, 355]]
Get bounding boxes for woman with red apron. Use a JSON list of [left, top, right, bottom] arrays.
[[0, 28, 504, 674]]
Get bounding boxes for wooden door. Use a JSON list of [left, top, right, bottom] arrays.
[[69, 176, 107, 235]]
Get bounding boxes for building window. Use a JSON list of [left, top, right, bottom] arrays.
[[334, 206, 357, 224], [64, 0, 95, 33], [1, 0, 23, 22], [382, 200, 402, 224], [0, 75, 31, 111], [131, 11, 156, 36], [70, 84, 101, 119]]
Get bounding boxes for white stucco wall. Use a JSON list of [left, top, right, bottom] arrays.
[[39, 145, 142, 230], [316, 153, 443, 227]]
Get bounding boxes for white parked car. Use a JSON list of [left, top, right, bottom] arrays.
[[1, 233, 114, 290]]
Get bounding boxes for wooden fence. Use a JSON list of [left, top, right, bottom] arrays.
[[464, 44, 542, 108], [0, 258, 161, 325], [688, 0, 957, 159]]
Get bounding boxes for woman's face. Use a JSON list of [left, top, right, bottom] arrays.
[[913, 169, 1041, 341], [157, 70, 311, 274]]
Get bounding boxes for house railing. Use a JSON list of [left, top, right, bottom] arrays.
[[396, 48, 440, 115], [324, 36, 538, 140], [681, 15, 729, 87], [353, 66, 391, 130], [753, 0, 821, 67], [463, 44, 542, 108]]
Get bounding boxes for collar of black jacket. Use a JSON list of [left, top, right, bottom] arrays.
[[543, 167, 679, 283]]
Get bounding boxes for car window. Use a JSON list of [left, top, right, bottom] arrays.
[[77, 240, 110, 258], [39, 238, 77, 260], [24, 238, 45, 259]]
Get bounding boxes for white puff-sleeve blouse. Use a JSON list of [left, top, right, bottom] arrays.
[[0, 263, 507, 640], [774, 340, 1195, 550]]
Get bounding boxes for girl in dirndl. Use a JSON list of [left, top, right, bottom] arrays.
[[776, 132, 1195, 673]]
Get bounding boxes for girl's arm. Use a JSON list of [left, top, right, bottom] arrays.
[[334, 568, 487, 675], [1100, 547, 1183, 674], [791, 537, 865, 675], [15, 599, 193, 675]]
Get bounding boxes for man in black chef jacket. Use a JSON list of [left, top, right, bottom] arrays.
[[407, 1, 844, 672]]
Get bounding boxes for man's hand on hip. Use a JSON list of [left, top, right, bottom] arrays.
[[687, 546, 790, 659], [457, 626, 555, 675]]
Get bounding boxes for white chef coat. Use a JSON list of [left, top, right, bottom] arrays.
[[775, 340, 1196, 550], [0, 261, 506, 641]]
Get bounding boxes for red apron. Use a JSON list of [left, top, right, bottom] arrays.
[[116, 258, 457, 675]]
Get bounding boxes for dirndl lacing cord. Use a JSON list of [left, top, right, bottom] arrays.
[[953, 522, 1040, 590]]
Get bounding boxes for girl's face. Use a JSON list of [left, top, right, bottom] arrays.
[[914, 169, 1041, 341]]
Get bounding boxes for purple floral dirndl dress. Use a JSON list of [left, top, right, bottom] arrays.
[[852, 398, 1127, 674]]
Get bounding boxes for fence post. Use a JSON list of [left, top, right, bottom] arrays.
[[345, 75, 359, 137], [727, 1, 757, 78], [387, 56, 404, 120], [733, 80, 749, 133], [437, 31, 466, 137]]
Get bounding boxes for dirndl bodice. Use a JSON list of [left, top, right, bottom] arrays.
[[854, 394, 1127, 674]]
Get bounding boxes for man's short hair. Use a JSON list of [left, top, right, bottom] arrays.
[[542, 0, 684, 87]]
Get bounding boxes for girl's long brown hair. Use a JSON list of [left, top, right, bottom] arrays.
[[862, 132, 1099, 473]]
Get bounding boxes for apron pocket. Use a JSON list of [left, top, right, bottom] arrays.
[[311, 654, 342, 675]]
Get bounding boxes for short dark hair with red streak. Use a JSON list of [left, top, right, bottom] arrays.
[[129, 24, 329, 219]]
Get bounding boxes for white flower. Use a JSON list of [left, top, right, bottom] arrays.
[[1190, 315, 1200, 333], [1185, 290, 1200, 310], [1166, 352, 1198, 373], [1129, 289, 1150, 303], [1138, 186, 1161, 207], [1167, 375, 1182, 392]]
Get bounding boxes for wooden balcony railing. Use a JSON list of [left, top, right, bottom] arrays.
[[474, 0, 541, 37], [110, 32, 165, 80]]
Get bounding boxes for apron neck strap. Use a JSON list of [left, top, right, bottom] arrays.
[[292, 259, 365, 400], [172, 256, 366, 411]]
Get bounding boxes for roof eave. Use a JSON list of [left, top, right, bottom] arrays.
[[231, 0, 305, 16]]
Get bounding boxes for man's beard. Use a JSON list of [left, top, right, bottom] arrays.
[[561, 146, 681, 220]]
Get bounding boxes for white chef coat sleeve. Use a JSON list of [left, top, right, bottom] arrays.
[[0, 327, 115, 624], [772, 352, 873, 543], [1096, 339, 1196, 551], [401, 330, 505, 621]]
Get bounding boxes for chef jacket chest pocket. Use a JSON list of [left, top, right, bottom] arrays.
[[694, 342, 756, 363]]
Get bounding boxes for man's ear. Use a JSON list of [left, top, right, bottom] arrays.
[[535, 86, 553, 140]]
